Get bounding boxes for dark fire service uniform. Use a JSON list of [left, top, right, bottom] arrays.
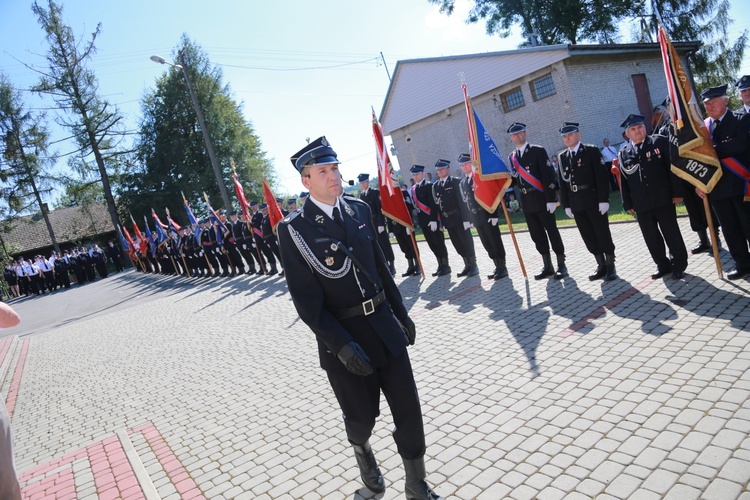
[[278, 136, 441, 500], [410, 165, 450, 276], [457, 153, 508, 279], [506, 122, 566, 280], [358, 173, 396, 276], [618, 114, 688, 279], [557, 123, 617, 281], [432, 159, 478, 277]]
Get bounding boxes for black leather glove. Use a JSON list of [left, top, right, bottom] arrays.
[[400, 317, 416, 346], [337, 341, 374, 376]]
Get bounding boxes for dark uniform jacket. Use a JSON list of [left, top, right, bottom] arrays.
[[618, 134, 679, 213], [458, 175, 496, 226], [278, 196, 409, 370], [432, 176, 470, 228], [411, 180, 440, 228], [558, 144, 610, 213], [360, 188, 386, 227], [710, 111, 750, 201], [509, 144, 557, 213]]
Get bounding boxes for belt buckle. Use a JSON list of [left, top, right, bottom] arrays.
[[362, 298, 375, 316], [571, 185, 578, 192]]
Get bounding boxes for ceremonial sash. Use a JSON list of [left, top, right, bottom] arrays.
[[253, 227, 264, 238], [704, 118, 750, 200], [411, 185, 431, 215], [510, 153, 544, 193]]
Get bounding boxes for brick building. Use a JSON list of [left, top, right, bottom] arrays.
[[380, 42, 701, 179]]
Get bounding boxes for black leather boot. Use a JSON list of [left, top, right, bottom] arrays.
[[402, 259, 416, 277], [457, 258, 471, 277], [588, 254, 606, 281], [534, 254, 555, 280], [691, 229, 711, 254], [492, 258, 508, 279], [403, 456, 443, 500], [436, 258, 451, 276], [466, 256, 479, 277], [553, 254, 567, 280], [352, 441, 385, 493], [604, 253, 618, 281]]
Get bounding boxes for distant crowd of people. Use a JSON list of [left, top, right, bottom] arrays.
[[2, 243, 123, 298]]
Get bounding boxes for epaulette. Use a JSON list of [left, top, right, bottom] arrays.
[[583, 143, 597, 149], [342, 194, 367, 206], [280, 207, 302, 225]]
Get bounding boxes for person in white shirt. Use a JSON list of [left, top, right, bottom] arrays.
[[601, 138, 620, 192]]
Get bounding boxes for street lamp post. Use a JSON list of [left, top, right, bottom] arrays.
[[150, 53, 232, 210]]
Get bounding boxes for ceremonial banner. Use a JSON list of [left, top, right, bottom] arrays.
[[121, 225, 136, 257], [658, 26, 722, 192], [262, 180, 284, 232], [143, 216, 156, 256], [118, 225, 133, 257], [372, 110, 413, 228], [203, 195, 224, 246], [462, 82, 512, 212], [233, 173, 252, 222], [182, 194, 202, 244], [151, 209, 168, 244], [130, 216, 148, 254]]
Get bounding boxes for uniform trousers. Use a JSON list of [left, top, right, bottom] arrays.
[[475, 222, 506, 260], [392, 227, 415, 259], [445, 225, 476, 260], [202, 246, 220, 273], [376, 230, 395, 262], [325, 348, 426, 460], [682, 180, 720, 233], [255, 234, 276, 266], [224, 243, 245, 273], [573, 209, 615, 255], [712, 196, 750, 270], [238, 241, 257, 272], [421, 226, 448, 260], [524, 210, 565, 256], [636, 204, 688, 271]]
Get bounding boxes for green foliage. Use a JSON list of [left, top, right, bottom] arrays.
[[118, 36, 275, 224], [427, 0, 635, 45]]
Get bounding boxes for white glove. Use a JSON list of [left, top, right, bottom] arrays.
[[406, 228, 412, 235], [242, 244, 247, 249], [377, 226, 385, 233], [428, 221, 438, 231], [489, 218, 498, 226], [463, 221, 471, 230], [389, 233, 395, 239], [546, 202, 557, 214], [199, 251, 204, 257], [565, 208, 573, 218], [599, 202, 609, 215]]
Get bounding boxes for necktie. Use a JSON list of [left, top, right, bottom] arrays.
[[711, 119, 719, 133], [332, 206, 344, 228], [517, 149, 523, 158]]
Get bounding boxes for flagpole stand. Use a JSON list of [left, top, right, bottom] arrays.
[[703, 196, 723, 278], [501, 203, 527, 279]]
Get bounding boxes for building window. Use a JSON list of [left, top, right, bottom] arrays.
[[501, 87, 525, 112], [530, 73, 556, 101]]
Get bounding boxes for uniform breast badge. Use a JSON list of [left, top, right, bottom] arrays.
[[325, 256, 335, 266], [330, 243, 338, 252]]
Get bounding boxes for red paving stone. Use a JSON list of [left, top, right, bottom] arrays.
[[21, 469, 76, 500], [5, 338, 30, 419]]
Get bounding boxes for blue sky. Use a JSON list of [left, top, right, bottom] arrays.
[[1, 0, 748, 202]]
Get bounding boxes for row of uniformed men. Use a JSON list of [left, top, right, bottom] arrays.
[[132, 200, 300, 278], [3, 245, 113, 298], [377, 78, 750, 282]]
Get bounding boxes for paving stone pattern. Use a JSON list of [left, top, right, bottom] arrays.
[[6, 217, 750, 499]]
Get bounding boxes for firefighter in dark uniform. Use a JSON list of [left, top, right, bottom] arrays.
[[219, 211, 243, 276], [557, 122, 617, 281], [507, 122, 567, 279], [697, 85, 750, 280], [392, 187, 419, 276], [198, 219, 219, 277], [618, 114, 688, 279], [229, 210, 255, 275], [278, 136, 442, 499], [358, 173, 397, 276], [432, 159, 478, 277], [250, 202, 275, 274], [179, 227, 198, 276], [53, 252, 71, 289], [410, 165, 450, 276], [236, 212, 258, 275], [260, 204, 280, 275], [457, 153, 508, 279]]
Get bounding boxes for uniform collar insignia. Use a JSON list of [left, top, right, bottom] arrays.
[[315, 214, 324, 224]]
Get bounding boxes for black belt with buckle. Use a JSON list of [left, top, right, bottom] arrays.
[[332, 291, 386, 319], [570, 184, 590, 192]]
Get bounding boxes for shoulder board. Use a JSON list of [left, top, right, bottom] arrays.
[[279, 208, 302, 225], [583, 143, 597, 149], [342, 195, 368, 207]]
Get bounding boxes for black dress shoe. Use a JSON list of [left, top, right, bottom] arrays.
[[727, 268, 750, 280], [650, 267, 671, 279], [672, 269, 685, 279], [691, 242, 711, 254]]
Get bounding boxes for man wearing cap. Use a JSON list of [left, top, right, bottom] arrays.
[[696, 84, 750, 280], [218, 211, 242, 276], [228, 210, 252, 275], [106, 240, 124, 273], [250, 202, 277, 275], [410, 165, 451, 276], [391, 185, 420, 276], [558, 123, 617, 281], [507, 122, 567, 279], [432, 159, 479, 277], [260, 204, 282, 276], [457, 153, 509, 279], [359, 173, 397, 276], [618, 113, 688, 279], [736, 75, 750, 122], [278, 137, 442, 499]]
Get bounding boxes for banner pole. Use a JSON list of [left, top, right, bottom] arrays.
[[703, 196, 723, 279], [501, 203, 527, 279]]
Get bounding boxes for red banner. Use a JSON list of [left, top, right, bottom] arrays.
[[263, 180, 284, 232], [372, 110, 413, 229], [233, 173, 252, 221]]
